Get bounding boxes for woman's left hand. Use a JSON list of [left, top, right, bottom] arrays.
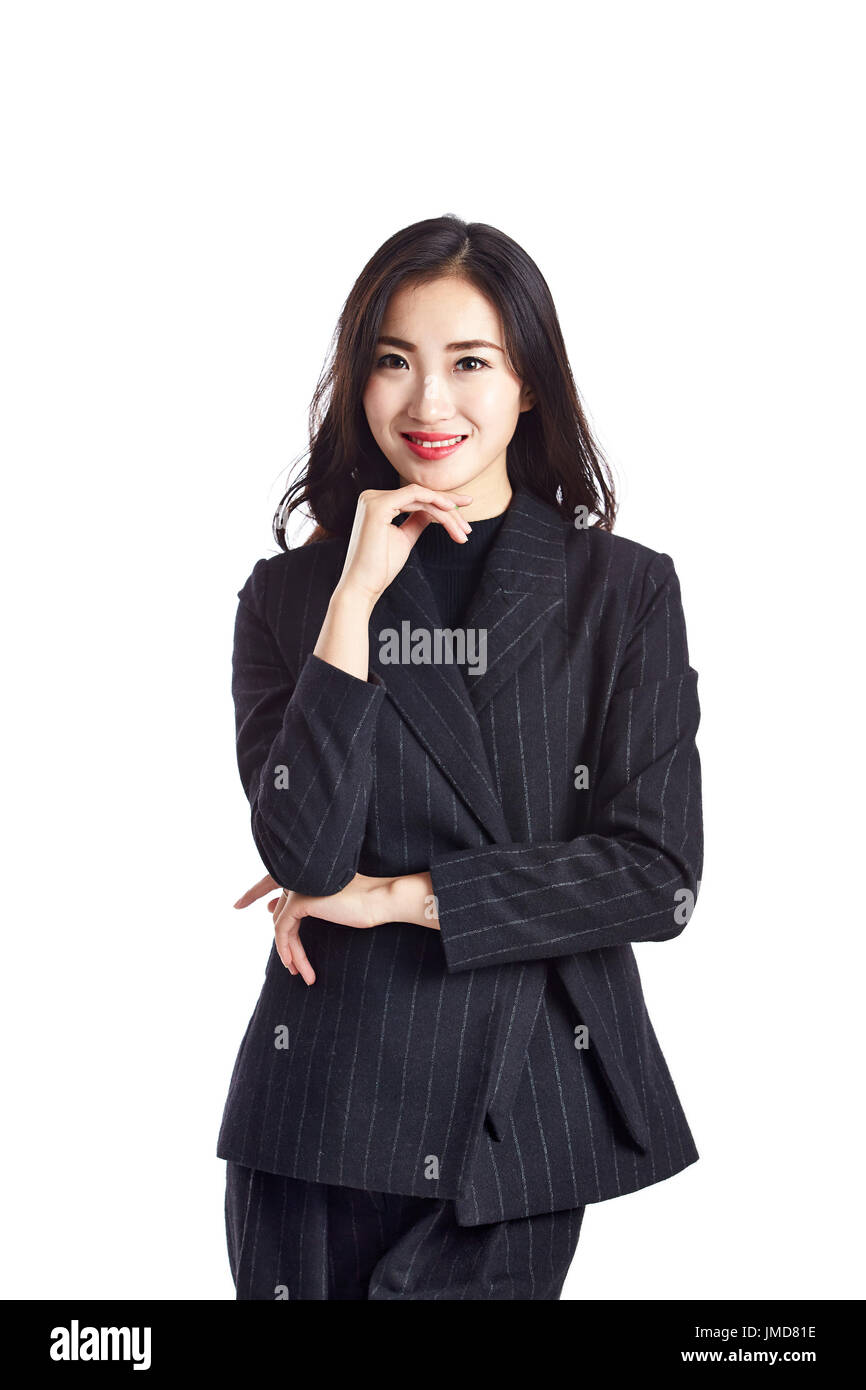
[[232, 870, 439, 986]]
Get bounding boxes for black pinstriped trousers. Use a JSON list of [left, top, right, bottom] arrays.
[[225, 1161, 586, 1301]]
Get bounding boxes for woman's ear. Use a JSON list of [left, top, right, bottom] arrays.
[[519, 384, 536, 411]]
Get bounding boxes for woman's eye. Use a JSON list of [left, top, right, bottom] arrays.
[[374, 353, 491, 374], [455, 356, 489, 372]]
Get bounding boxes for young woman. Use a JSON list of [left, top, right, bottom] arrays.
[[217, 215, 704, 1301]]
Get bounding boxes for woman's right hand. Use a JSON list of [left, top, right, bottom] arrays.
[[335, 484, 474, 605]]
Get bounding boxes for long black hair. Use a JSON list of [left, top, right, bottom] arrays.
[[274, 214, 617, 548]]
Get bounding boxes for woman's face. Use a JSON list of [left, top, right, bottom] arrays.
[[362, 275, 534, 504]]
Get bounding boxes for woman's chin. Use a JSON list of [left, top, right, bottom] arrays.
[[393, 462, 478, 494]]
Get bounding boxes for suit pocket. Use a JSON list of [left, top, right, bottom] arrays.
[[554, 955, 650, 1152]]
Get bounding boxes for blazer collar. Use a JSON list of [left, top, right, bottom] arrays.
[[367, 484, 567, 845]]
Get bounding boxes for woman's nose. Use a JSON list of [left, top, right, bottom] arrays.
[[411, 373, 453, 418]]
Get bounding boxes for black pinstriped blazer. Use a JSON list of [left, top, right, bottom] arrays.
[[216, 482, 704, 1225]]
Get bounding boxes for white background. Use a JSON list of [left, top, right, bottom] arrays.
[[1, 0, 863, 1301]]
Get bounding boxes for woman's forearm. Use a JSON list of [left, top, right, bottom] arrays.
[[375, 871, 440, 929], [313, 583, 376, 682]]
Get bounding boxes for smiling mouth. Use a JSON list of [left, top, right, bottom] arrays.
[[400, 432, 468, 449]]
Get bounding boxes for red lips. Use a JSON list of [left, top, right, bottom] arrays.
[[400, 432, 468, 461]]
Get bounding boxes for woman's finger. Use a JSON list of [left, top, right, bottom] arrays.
[[274, 918, 295, 971], [279, 930, 314, 985], [288, 933, 316, 987], [395, 497, 471, 527], [398, 498, 471, 530], [282, 937, 298, 974], [234, 873, 279, 909], [274, 913, 315, 985], [272, 892, 294, 932], [386, 484, 473, 511], [396, 501, 471, 544], [371, 483, 474, 541]]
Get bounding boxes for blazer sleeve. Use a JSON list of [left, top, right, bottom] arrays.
[[232, 556, 387, 897], [429, 552, 704, 971]]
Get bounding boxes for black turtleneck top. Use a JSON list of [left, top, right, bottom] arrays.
[[413, 509, 508, 630]]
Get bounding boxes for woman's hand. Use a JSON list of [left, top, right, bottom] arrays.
[[312, 484, 474, 683], [232, 870, 440, 987], [336, 484, 474, 606]]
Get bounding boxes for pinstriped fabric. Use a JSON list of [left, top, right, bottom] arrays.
[[225, 1161, 585, 1300], [454, 965, 695, 1223], [216, 483, 703, 1224], [430, 553, 701, 968]]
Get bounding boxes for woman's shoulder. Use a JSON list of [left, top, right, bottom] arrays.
[[563, 516, 674, 584], [235, 536, 348, 617], [518, 487, 669, 579], [557, 520, 684, 644]]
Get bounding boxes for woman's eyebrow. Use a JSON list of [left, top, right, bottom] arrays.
[[376, 336, 504, 353]]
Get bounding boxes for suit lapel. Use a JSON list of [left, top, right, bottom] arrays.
[[367, 484, 566, 846], [459, 485, 566, 714]]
